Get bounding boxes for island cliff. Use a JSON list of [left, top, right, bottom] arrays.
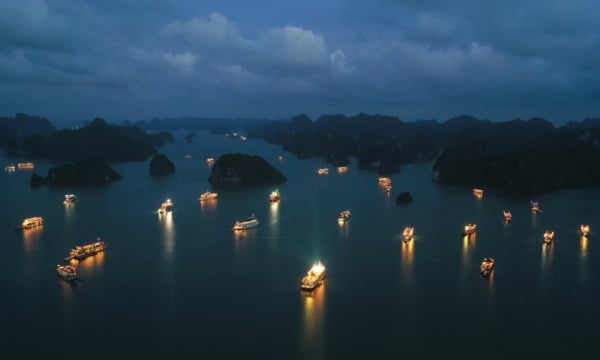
[[30, 158, 122, 187], [208, 153, 286, 187]]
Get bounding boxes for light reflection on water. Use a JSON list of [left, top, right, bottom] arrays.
[[200, 198, 217, 212], [22, 227, 43, 255], [159, 211, 175, 257], [302, 284, 325, 359], [401, 239, 414, 282]]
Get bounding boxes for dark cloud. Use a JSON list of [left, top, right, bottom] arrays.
[[0, 0, 599, 123]]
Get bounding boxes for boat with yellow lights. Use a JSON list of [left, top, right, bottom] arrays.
[[56, 264, 78, 281], [269, 189, 281, 203], [338, 210, 351, 223], [543, 230, 555, 244], [403, 226, 414, 242], [317, 168, 329, 175], [65, 238, 107, 261], [158, 199, 173, 214], [473, 188, 483, 197], [199, 191, 218, 201], [17, 162, 35, 170], [232, 214, 259, 230], [503, 210, 512, 222], [580, 224, 590, 236], [379, 177, 392, 185], [337, 166, 348, 173], [301, 262, 327, 291], [463, 223, 477, 236], [480, 258, 495, 277], [17, 216, 44, 231]]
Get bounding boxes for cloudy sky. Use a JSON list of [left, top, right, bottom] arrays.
[[1, 0, 599, 124]]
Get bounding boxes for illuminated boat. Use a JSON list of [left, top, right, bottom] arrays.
[[158, 199, 173, 214], [184, 154, 192, 160], [17, 162, 34, 170], [338, 210, 351, 223], [206, 157, 215, 165], [269, 189, 281, 203], [472, 188, 483, 197], [543, 230, 555, 244], [402, 226, 414, 242], [463, 223, 477, 236], [17, 216, 44, 231], [300, 262, 327, 291], [63, 194, 78, 205], [278, 155, 284, 161], [199, 191, 218, 201], [4, 165, 15, 172], [385, 184, 392, 193], [580, 224, 590, 236], [240, 135, 247, 141], [65, 238, 107, 261], [531, 200, 541, 213], [503, 210, 512, 222], [317, 168, 329, 175], [379, 177, 392, 185], [232, 214, 259, 230], [337, 166, 348, 173], [480, 258, 495, 277], [56, 265, 78, 281]]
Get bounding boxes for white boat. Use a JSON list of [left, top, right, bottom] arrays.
[[338, 210, 351, 223], [4, 165, 15, 172], [199, 191, 218, 201], [403, 226, 414, 242], [232, 214, 259, 230], [580, 224, 590, 236], [158, 198, 173, 214], [63, 194, 78, 205], [301, 262, 327, 291], [269, 189, 281, 203]]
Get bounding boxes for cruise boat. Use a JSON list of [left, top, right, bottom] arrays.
[[17, 216, 44, 231], [4, 164, 15, 172], [473, 188, 484, 197], [300, 262, 327, 291], [530, 200, 541, 213], [543, 230, 555, 244], [206, 157, 215, 165], [337, 166, 348, 173], [56, 265, 78, 281], [269, 189, 281, 203], [63, 194, 78, 205], [317, 168, 329, 175], [379, 177, 392, 185], [403, 226, 414, 242], [199, 191, 218, 201], [232, 214, 259, 230], [158, 198, 173, 214], [580, 224, 591, 237], [463, 223, 477, 236], [65, 238, 108, 261], [480, 258, 495, 277], [17, 162, 35, 170], [338, 210, 351, 223], [503, 210, 512, 222]]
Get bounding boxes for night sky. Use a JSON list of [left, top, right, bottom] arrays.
[[1, 0, 599, 124]]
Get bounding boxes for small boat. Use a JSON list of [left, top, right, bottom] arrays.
[[4, 164, 15, 172], [56, 265, 78, 281], [337, 166, 348, 173], [278, 155, 284, 161], [184, 154, 192, 160], [473, 188, 484, 197], [580, 224, 590, 236], [269, 189, 281, 203], [240, 135, 247, 141], [301, 262, 327, 291], [503, 210, 512, 222], [543, 230, 555, 244], [480, 258, 495, 277], [402, 226, 414, 242], [16, 216, 44, 231], [65, 238, 108, 261], [317, 168, 329, 175], [385, 184, 392, 193], [199, 191, 218, 201], [17, 162, 35, 170], [379, 177, 392, 185], [233, 214, 259, 230], [158, 198, 173, 214], [463, 223, 477, 236], [531, 200, 542, 213], [338, 210, 351, 223], [63, 194, 78, 205], [206, 157, 215, 165]]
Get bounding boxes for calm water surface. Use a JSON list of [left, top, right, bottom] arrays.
[[2, 132, 599, 358]]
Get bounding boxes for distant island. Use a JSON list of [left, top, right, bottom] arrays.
[[30, 157, 122, 188], [2, 115, 173, 162], [208, 153, 286, 188]]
